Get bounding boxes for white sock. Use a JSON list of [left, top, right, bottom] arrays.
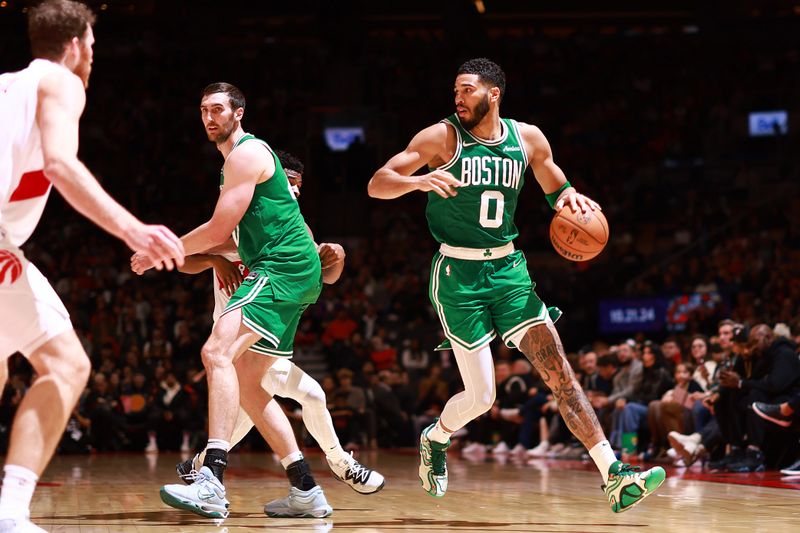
[[427, 419, 452, 444], [0, 465, 38, 519], [206, 439, 230, 452], [324, 444, 349, 465], [280, 451, 304, 469], [589, 440, 618, 483]]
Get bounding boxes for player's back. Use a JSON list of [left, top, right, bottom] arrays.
[[426, 114, 528, 250], [0, 59, 68, 248]]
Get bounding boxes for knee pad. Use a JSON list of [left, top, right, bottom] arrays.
[[300, 378, 327, 409]]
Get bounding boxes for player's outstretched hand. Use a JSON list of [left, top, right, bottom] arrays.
[[213, 256, 244, 297], [318, 242, 345, 270], [418, 170, 462, 199], [125, 224, 185, 271], [555, 189, 601, 214], [130, 251, 154, 275]]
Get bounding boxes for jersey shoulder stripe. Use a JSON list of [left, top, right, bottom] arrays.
[[436, 118, 462, 172]]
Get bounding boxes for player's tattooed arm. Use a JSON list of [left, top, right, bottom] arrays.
[[519, 322, 604, 447]]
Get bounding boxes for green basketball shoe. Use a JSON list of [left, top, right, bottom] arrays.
[[419, 422, 450, 497], [603, 461, 666, 513]]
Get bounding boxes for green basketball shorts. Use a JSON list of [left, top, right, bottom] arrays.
[[222, 271, 308, 358], [429, 249, 562, 352]]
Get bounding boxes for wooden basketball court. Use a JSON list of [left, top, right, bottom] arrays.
[[27, 450, 799, 532]]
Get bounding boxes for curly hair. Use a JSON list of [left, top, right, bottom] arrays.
[[275, 150, 305, 175], [457, 58, 506, 101]]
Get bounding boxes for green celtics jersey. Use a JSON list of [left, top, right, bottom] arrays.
[[426, 114, 529, 248], [221, 133, 321, 304]]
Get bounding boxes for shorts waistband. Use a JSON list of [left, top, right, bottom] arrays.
[[438, 242, 514, 261]]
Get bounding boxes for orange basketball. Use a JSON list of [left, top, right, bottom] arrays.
[[549, 206, 609, 262]]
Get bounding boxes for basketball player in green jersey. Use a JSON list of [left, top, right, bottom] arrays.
[[161, 150, 384, 518], [369, 58, 665, 513], [133, 83, 324, 519]]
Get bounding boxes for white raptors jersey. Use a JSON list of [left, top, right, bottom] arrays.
[[212, 251, 250, 322], [0, 59, 70, 247]]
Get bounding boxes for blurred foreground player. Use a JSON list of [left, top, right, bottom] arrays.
[[0, 1, 185, 531]]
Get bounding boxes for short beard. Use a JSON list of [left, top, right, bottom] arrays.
[[210, 122, 235, 144], [75, 43, 92, 88], [460, 96, 490, 130]]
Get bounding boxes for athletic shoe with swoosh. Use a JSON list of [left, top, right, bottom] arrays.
[[602, 461, 666, 513], [419, 421, 450, 497], [327, 451, 385, 494], [160, 466, 229, 519]]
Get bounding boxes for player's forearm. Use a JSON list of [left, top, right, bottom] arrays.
[[181, 222, 230, 257], [204, 237, 237, 255], [178, 254, 217, 274], [367, 169, 422, 199], [47, 157, 140, 242]]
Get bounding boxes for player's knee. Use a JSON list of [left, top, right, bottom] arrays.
[[302, 380, 327, 409], [474, 387, 495, 414], [201, 342, 228, 369], [73, 352, 91, 387], [55, 351, 91, 392], [45, 350, 90, 393]]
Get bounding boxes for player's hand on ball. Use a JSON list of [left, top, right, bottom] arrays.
[[126, 223, 185, 271], [212, 256, 244, 297], [418, 170, 462, 198], [318, 242, 345, 270], [555, 188, 601, 214]]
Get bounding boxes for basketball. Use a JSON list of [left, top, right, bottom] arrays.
[[549, 206, 609, 262]]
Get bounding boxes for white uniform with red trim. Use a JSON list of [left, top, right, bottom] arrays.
[[0, 59, 73, 358]]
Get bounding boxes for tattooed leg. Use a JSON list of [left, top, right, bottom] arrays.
[[518, 321, 605, 449]]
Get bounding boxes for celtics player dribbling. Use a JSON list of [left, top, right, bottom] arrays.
[[369, 58, 665, 513]]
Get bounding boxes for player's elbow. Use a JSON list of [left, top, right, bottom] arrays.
[[367, 175, 381, 198], [367, 169, 392, 199], [43, 155, 77, 184]]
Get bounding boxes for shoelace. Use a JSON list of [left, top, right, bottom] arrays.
[[430, 445, 447, 476], [341, 452, 372, 484], [179, 469, 204, 483], [615, 463, 641, 477]]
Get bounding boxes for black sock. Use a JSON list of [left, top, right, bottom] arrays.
[[203, 448, 228, 483], [286, 459, 316, 491]]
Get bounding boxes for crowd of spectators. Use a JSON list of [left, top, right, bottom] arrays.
[[461, 320, 800, 476], [1, 5, 799, 471]]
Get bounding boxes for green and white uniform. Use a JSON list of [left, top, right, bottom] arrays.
[[222, 134, 322, 357], [428, 115, 560, 352]]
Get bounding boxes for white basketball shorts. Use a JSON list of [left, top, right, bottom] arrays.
[[0, 245, 72, 358]]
